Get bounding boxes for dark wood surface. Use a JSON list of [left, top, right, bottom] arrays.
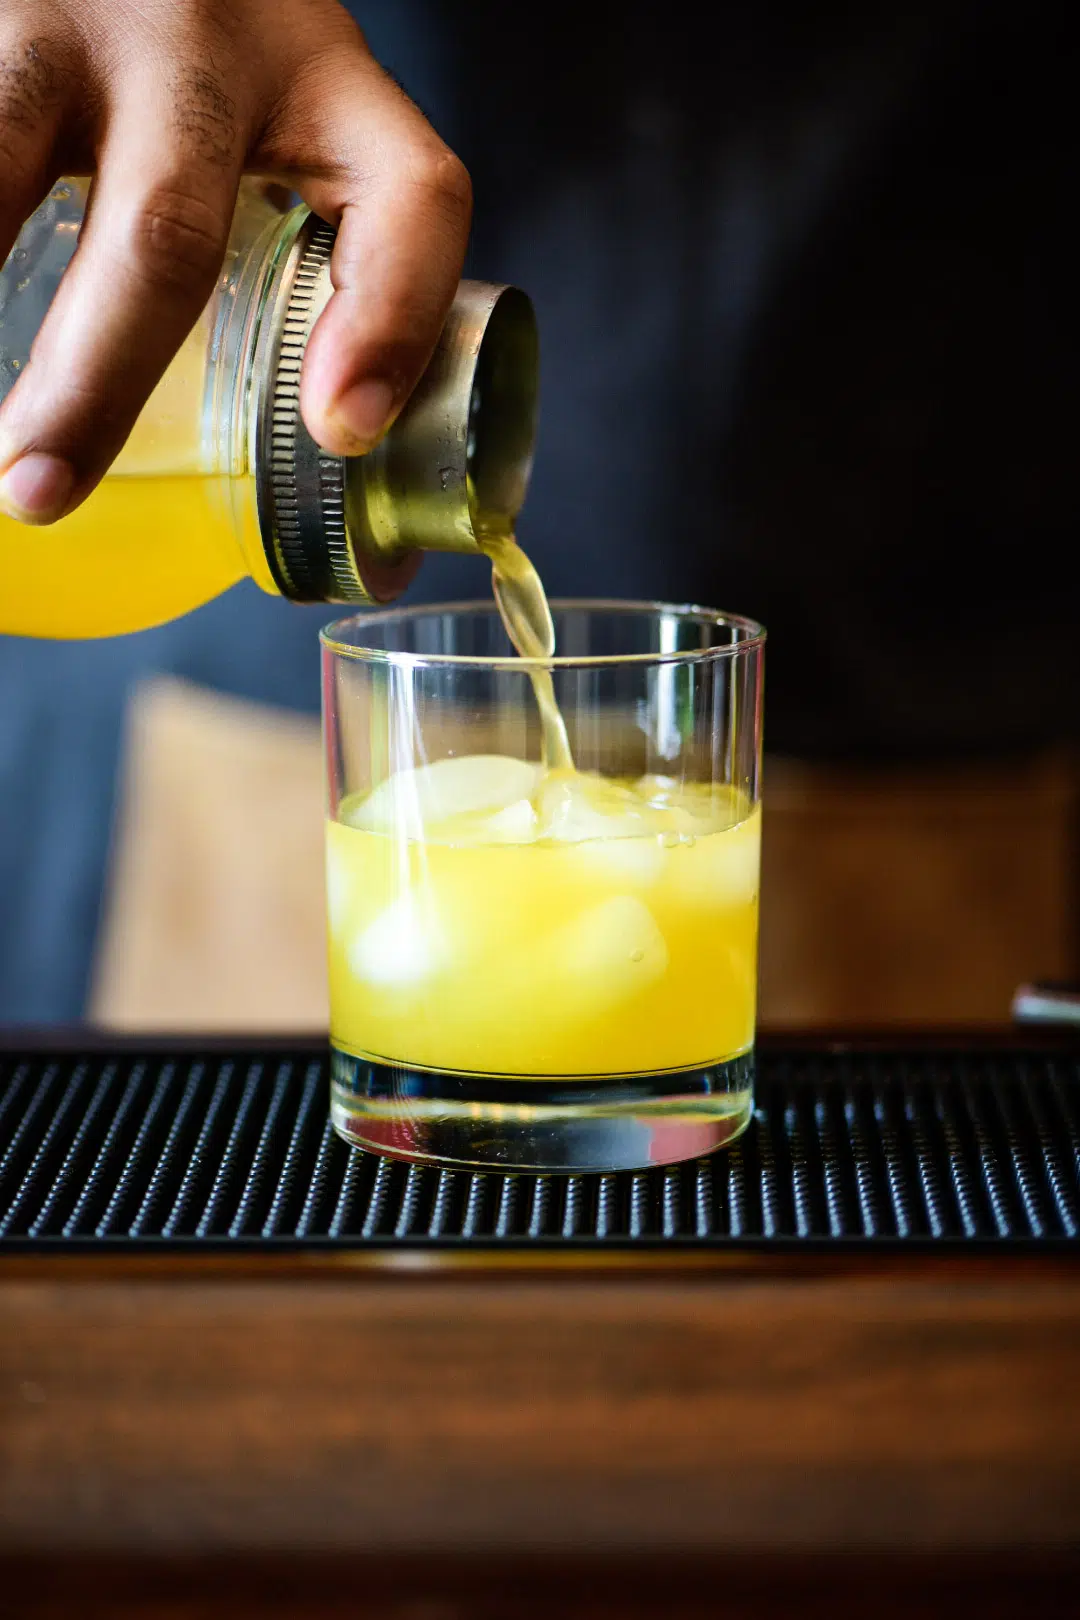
[[4, 1551, 1080, 1618], [5, 1265, 1080, 1554], [3, 1261, 1080, 1613]]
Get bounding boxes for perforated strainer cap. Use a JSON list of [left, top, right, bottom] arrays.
[[253, 214, 539, 605]]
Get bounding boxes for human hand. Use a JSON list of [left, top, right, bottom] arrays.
[[0, 0, 472, 522]]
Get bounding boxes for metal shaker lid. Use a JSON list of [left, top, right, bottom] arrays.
[[254, 213, 538, 605]]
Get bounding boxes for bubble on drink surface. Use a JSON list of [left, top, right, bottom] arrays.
[[348, 891, 447, 987], [347, 755, 542, 840]]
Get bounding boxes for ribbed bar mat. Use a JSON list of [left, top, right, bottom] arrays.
[[1, 1046, 1078, 1248]]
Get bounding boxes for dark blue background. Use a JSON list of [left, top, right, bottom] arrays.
[[0, 0, 1072, 1020]]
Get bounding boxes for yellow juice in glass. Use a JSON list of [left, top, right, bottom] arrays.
[[327, 755, 760, 1078]]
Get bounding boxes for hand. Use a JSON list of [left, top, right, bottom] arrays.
[[0, 0, 472, 523]]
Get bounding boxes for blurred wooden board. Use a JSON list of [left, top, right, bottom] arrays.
[[2, 1263, 1079, 1561], [760, 753, 1080, 1026], [90, 679, 328, 1033], [90, 679, 1080, 1032]]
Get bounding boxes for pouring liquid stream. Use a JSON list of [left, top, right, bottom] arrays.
[[477, 526, 574, 774]]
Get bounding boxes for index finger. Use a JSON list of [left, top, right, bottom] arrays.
[[0, 63, 244, 519], [258, 46, 472, 458]]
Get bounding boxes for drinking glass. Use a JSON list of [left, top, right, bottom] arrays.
[[321, 600, 765, 1171]]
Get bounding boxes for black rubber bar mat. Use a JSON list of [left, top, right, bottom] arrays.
[[1, 1045, 1078, 1249]]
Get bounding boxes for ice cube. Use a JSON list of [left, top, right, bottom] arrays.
[[537, 771, 665, 844], [325, 839, 353, 937], [635, 773, 679, 805], [678, 810, 761, 908], [483, 798, 540, 844], [569, 834, 665, 886], [547, 895, 669, 1009], [348, 755, 542, 837], [348, 891, 447, 988], [635, 775, 747, 832]]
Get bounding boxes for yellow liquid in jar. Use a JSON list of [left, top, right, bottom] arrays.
[[0, 295, 271, 639], [0, 473, 252, 638]]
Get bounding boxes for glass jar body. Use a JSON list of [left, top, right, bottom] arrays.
[[1, 180, 540, 640], [0, 179, 293, 637]]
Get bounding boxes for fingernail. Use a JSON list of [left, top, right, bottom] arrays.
[[0, 452, 75, 523], [329, 378, 398, 454]]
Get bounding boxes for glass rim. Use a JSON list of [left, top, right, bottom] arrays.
[[320, 597, 766, 670]]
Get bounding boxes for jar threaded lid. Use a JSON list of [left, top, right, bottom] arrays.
[[253, 211, 538, 606], [257, 218, 374, 604]]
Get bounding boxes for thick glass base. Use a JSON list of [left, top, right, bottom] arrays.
[[329, 1047, 754, 1172]]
